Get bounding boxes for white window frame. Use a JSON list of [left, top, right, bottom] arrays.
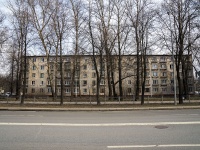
[[32, 81, 35, 86]]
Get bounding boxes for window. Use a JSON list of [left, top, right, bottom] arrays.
[[188, 71, 192, 76], [100, 87, 105, 93], [40, 81, 44, 86], [170, 64, 173, 69], [171, 86, 174, 92], [92, 65, 95, 70], [153, 88, 158, 92], [47, 81, 51, 85], [83, 73, 87, 78], [152, 64, 157, 69], [145, 88, 150, 92], [160, 56, 166, 62], [92, 88, 96, 94], [65, 88, 70, 93], [171, 72, 174, 76], [128, 88, 132, 93], [188, 87, 193, 92], [82, 80, 87, 86], [146, 64, 149, 69], [92, 72, 96, 78], [83, 65, 87, 70], [84, 58, 88, 63], [162, 88, 167, 92], [50, 65, 54, 70], [102, 70, 105, 76], [48, 88, 51, 93], [32, 88, 35, 93], [188, 79, 193, 84], [171, 80, 174, 84], [40, 73, 44, 78], [153, 80, 158, 85], [32, 73, 36, 78], [83, 88, 87, 93], [74, 88, 79, 93], [32, 81, 35, 85], [92, 80, 96, 86], [67, 73, 71, 78], [40, 88, 44, 93], [152, 57, 157, 62], [128, 80, 131, 85], [41, 57, 44, 62], [32, 65, 36, 70], [146, 80, 149, 84], [49, 57, 54, 62], [66, 57, 70, 62], [161, 80, 167, 84], [162, 72, 167, 77], [74, 80, 79, 86], [65, 81, 70, 85], [33, 57, 36, 62], [41, 65, 44, 70], [152, 72, 158, 77], [65, 64, 71, 70], [57, 80, 61, 85], [100, 79, 105, 85], [75, 71, 79, 77], [161, 64, 166, 69]]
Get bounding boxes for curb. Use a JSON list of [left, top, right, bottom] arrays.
[[0, 106, 200, 111]]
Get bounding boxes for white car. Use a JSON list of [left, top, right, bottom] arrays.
[[5, 92, 11, 97]]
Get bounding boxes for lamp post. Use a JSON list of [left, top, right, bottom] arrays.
[[168, 12, 177, 105]]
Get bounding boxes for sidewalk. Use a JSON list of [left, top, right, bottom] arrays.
[[0, 100, 199, 111]]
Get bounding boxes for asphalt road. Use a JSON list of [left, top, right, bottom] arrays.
[[0, 109, 200, 150]]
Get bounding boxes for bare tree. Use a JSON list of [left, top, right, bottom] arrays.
[[113, 0, 130, 100], [50, 0, 70, 104], [126, 0, 142, 101], [158, 0, 200, 104], [8, 0, 31, 104], [27, 0, 57, 100], [87, 0, 105, 105], [126, 0, 156, 104], [69, 0, 85, 98], [0, 11, 7, 55], [94, 0, 118, 99]]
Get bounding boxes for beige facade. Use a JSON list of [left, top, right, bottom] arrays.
[[26, 55, 194, 97]]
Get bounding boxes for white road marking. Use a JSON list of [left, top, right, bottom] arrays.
[[108, 145, 156, 148], [0, 115, 35, 117], [107, 144, 200, 149], [0, 121, 200, 126], [158, 144, 200, 147]]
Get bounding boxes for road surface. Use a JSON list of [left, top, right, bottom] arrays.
[[0, 109, 200, 150]]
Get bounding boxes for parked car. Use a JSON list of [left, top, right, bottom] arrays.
[[5, 92, 11, 97], [194, 91, 200, 96]]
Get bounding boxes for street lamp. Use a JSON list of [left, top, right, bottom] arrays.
[[168, 12, 177, 105]]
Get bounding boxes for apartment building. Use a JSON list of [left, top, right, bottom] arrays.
[[26, 55, 194, 97]]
